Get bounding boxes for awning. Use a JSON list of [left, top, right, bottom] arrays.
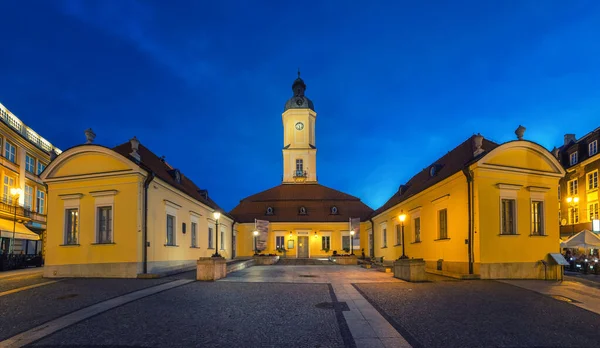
[[0, 219, 40, 241], [560, 230, 600, 249]]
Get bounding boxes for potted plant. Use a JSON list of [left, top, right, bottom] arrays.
[[322, 247, 330, 253], [343, 247, 350, 254]]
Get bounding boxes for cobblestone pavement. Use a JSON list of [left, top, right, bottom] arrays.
[[355, 281, 600, 347], [276, 258, 335, 265]]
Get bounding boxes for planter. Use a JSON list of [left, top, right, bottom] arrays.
[[252, 255, 280, 265], [393, 258, 426, 282], [197, 257, 227, 281], [330, 255, 358, 265]]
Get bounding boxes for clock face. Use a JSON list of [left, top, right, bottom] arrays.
[[295, 122, 304, 130], [295, 98, 304, 106]]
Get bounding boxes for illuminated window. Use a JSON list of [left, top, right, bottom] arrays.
[[531, 201, 544, 235], [568, 179, 578, 196], [276, 236, 285, 249], [382, 227, 387, 248], [589, 140, 598, 156], [64, 208, 79, 245], [438, 209, 448, 238], [414, 217, 421, 242], [24, 185, 33, 209], [3, 176, 15, 204], [220, 229, 225, 250], [395, 224, 402, 245], [321, 236, 330, 250], [166, 214, 176, 246], [569, 207, 579, 224], [36, 191, 45, 214], [589, 202, 599, 221], [569, 152, 578, 165], [208, 227, 214, 248], [4, 141, 16, 163], [587, 171, 598, 190], [501, 199, 516, 235], [25, 154, 35, 173], [97, 206, 113, 243], [37, 162, 46, 175]]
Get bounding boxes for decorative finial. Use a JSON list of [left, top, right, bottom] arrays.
[[515, 125, 526, 140], [297, 68, 300, 78], [473, 133, 484, 156], [84, 128, 96, 144], [130, 136, 141, 162], [551, 146, 560, 159]]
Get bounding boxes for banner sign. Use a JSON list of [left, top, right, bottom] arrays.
[[255, 219, 269, 251], [350, 217, 361, 250]]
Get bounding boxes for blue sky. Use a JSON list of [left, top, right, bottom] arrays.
[[1, 1, 599, 211]]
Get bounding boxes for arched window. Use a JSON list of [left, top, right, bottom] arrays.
[[296, 159, 304, 176], [331, 206, 338, 214], [299, 206, 307, 215], [266, 206, 274, 215]]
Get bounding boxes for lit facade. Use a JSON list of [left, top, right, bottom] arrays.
[[40, 134, 233, 278], [371, 132, 566, 279], [0, 102, 60, 265]]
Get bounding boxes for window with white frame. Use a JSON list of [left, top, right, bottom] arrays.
[[568, 179, 578, 196], [166, 214, 176, 246], [569, 206, 579, 224], [3, 175, 14, 204], [589, 140, 598, 156], [295, 159, 303, 176], [321, 236, 330, 250], [569, 152, 578, 165], [24, 185, 33, 210], [395, 224, 402, 245], [414, 217, 421, 242], [531, 201, 544, 235], [220, 228, 225, 250], [25, 154, 35, 173], [191, 222, 198, 247], [501, 199, 516, 235], [342, 234, 350, 250], [589, 202, 599, 221], [276, 236, 285, 249], [4, 141, 16, 163], [381, 224, 387, 248], [64, 208, 79, 245], [97, 206, 113, 243], [37, 162, 46, 175], [438, 209, 448, 239], [587, 171, 598, 190], [36, 190, 45, 214], [208, 227, 214, 248]]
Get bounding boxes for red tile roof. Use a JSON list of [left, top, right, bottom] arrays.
[[112, 142, 228, 217], [230, 183, 373, 223], [372, 135, 499, 216]]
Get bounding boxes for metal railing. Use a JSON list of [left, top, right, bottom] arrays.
[[0, 201, 32, 218]]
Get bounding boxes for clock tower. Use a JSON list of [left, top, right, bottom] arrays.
[[282, 72, 317, 183]]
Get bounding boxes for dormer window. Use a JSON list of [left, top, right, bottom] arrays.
[[570, 152, 578, 166], [429, 165, 438, 177], [589, 140, 598, 157], [175, 170, 181, 184], [299, 206, 307, 215], [266, 206, 274, 215], [331, 206, 338, 214]]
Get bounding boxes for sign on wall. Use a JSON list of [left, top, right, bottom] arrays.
[[255, 219, 269, 251], [593, 219, 600, 232]]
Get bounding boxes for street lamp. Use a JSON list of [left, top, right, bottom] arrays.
[[9, 187, 22, 254], [398, 211, 408, 259], [350, 230, 355, 255], [212, 211, 221, 257], [253, 230, 259, 255], [566, 196, 579, 237]]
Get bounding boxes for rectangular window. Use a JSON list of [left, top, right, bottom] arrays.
[[3, 176, 15, 204], [24, 185, 33, 209], [220, 230, 225, 250], [438, 209, 448, 239], [64, 208, 79, 245], [36, 191, 45, 214], [501, 199, 516, 235], [97, 206, 113, 243], [589, 203, 599, 221], [570, 152, 578, 165], [569, 207, 579, 224], [342, 235, 350, 250], [191, 222, 197, 247], [531, 201, 544, 235], [382, 228, 387, 247], [37, 162, 46, 175], [4, 141, 16, 163], [166, 214, 175, 246], [321, 236, 330, 250], [589, 140, 598, 156], [414, 217, 421, 242], [588, 171, 598, 190], [208, 227, 214, 248], [568, 179, 578, 196], [25, 154, 35, 173], [295, 159, 303, 176], [276, 236, 285, 249], [395, 224, 402, 245]]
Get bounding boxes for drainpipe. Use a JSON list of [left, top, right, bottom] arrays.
[[462, 168, 474, 275], [369, 217, 375, 261], [231, 221, 236, 259], [142, 171, 155, 274]]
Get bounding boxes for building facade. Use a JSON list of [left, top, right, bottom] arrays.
[[0, 102, 60, 270], [555, 129, 600, 238], [371, 130, 565, 279], [230, 74, 373, 257], [40, 132, 233, 278]]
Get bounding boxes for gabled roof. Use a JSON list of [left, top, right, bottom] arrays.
[[230, 183, 373, 223], [112, 142, 229, 218], [372, 135, 500, 216]]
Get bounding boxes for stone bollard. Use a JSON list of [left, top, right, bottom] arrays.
[[393, 258, 426, 282], [197, 257, 227, 281]]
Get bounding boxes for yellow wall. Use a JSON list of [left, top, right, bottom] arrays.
[[282, 108, 318, 183]]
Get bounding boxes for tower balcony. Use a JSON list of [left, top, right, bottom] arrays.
[[293, 170, 308, 182]]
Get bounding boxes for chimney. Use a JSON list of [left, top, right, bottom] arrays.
[[129, 136, 140, 162], [50, 149, 58, 161], [515, 125, 526, 140], [84, 128, 96, 144], [199, 189, 208, 200], [551, 146, 560, 159], [564, 134, 576, 146], [473, 133, 484, 156]]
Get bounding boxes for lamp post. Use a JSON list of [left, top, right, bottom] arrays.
[[9, 187, 22, 254], [212, 211, 221, 257], [399, 211, 408, 259], [350, 230, 355, 255], [253, 230, 259, 255], [566, 196, 579, 237]]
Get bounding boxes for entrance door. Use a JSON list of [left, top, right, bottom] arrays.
[[297, 236, 309, 258]]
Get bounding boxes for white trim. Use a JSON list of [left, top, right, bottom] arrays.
[[379, 222, 388, 248], [496, 183, 522, 191], [570, 152, 578, 165], [526, 186, 550, 193], [589, 140, 598, 156], [499, 197, 517, 235], [63, 196, 81, 245], [567, 178, 578, 196], [587, 170, 598, 191], [189, 210, 202, 218], [94, 192, 115, 244], [164, 199, 181, 209], [59, 193, 84, 200], [431, 194, 450, 204], [530, 199, 545, 236], [90, 190, 119, 197]]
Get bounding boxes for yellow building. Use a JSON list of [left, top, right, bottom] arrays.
[[0, 102, 60, 270], [230, 73, 373, 257], [40, 131, 233, 278], [371, 128, 566, 279]]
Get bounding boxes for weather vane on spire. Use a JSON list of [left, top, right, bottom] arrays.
[[297, 68, 300, 78]]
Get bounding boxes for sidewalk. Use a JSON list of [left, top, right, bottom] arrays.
[[500, 278, 600, 316], [0, 267, 43, 280]]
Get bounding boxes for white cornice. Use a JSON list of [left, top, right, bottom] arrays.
[[59, 193, 84, 200], [496, 183, 522, 191], [90, 190, 119, 197]]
